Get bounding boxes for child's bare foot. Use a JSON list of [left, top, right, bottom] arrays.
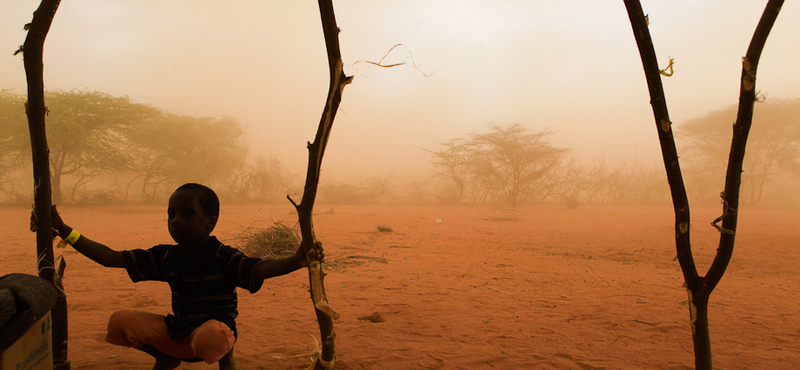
[[218, 349, 236, 370]]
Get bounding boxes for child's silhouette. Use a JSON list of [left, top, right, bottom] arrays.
[[32, 183, 321, 370]]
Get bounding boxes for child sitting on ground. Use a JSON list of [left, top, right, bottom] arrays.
[[31, 183, 321, 370]]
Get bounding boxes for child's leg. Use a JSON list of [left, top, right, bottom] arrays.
[[105, 310, 195, 359], [187, 319, 236, 364], [136, 344, 182, 370], [218, 348, 237, 370]]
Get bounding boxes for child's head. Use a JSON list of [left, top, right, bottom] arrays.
[[167, 183, 220, 245], [175, 183, 220, 219]]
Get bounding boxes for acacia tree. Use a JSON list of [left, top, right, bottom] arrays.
[[1, 90, 161, 203], [680, 99, 800, 205], [127, 114, 248, 202], [427, 124, 567, 205], [0, 91, 29, 154], [44, 90, 159, 203], [470, 123, 568, 206], [425, 138, 472, 202], [2, 90, 250, 204], [624, 1, 784, 369], [221, 156, 296, 203], [0, 91, 29, 199]]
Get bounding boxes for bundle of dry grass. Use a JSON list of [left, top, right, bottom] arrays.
[[233, 221, 300, 259]]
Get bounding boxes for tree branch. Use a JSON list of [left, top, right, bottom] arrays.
[[624, 1, 784, 369], [22, 1, 70, 369], [622, 0, 698, 289], [292, 1, 352, 369], [704, 0, 784, 292]]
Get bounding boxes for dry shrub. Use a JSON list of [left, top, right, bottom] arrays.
[[234, 221, 299, 259], [325, 254, 388, 273], [357, 312, 386, 323], [481, 208, 524, 221]]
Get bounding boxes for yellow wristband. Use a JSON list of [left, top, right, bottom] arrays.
[[64, 229, 81, 245]]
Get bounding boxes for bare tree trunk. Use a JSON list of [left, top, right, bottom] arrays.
[[623, 1, 783, 369], [52, 161, 63, 204], [20, 1, 70, 369], [286, 1, 352, 369]]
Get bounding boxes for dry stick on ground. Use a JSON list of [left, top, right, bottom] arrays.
[[623, 1, 784, 369], [286, 1, 352, 369], [18, 1, 70, 369]]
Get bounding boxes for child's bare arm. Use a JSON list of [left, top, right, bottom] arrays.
[[253, 256, 303, 280], [59, 228, 125, 268], [32, 205, 125, 268], [253, 241, 324, 280]]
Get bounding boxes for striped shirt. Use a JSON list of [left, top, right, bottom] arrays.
[[122, 236, 263, 338]]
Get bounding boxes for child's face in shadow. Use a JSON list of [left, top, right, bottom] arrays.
[[167, 190, 217, 245]]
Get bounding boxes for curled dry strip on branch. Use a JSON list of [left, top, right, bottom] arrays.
[[352, 43, 436, 77]]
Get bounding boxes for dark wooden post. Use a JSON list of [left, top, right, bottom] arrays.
[[19, 1, 70, 369], [623, 1, 784, 369], [287, 1, 352, 369]]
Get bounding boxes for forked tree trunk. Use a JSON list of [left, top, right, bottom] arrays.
[[20, 1, 70, 369], [623, 1, 784, 369], [287, 1, 352, 369]]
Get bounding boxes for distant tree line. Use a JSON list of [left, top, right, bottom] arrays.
[[427, 102, 800, 208], [2, 90, 797, 207], [0, 89, 297, 205]]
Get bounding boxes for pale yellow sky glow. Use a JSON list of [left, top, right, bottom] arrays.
[[2, 1, 798, 180]]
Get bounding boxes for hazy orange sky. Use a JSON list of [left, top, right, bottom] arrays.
[[2, 1, 798, 181]]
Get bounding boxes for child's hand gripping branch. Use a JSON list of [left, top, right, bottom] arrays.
[[254, 239, 324, 280], [30, 183, 324, 370], [31, 204, 125, 268]]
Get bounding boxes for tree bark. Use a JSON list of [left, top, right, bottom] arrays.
[[622, 0, 698, 290], [287, 1, 352, 369], [623, 1, 783, 369], [21, 1, 70, 369], [705, 0, 783, 293]]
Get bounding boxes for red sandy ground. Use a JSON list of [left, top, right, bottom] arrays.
[[1, 203, 798, 369]]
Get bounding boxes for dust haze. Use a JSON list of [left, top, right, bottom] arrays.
[[3, 3, 800, 369], [1, 1, 799, 206]]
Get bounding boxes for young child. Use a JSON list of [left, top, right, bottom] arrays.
[[33, 183, 320, 370]]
